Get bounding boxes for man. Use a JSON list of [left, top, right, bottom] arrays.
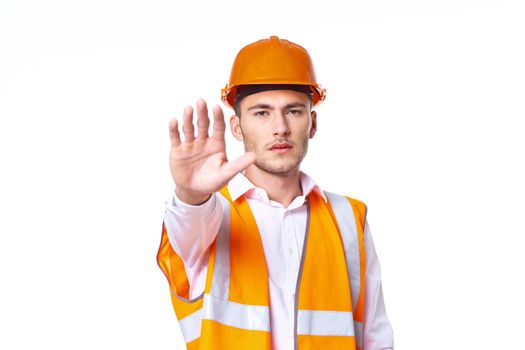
[[157, 36, 394, 350]]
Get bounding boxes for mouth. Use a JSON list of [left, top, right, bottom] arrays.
[[268, 142, 293, 154]]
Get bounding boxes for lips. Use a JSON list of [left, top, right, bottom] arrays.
[[268, 142, 293, 154], [269, 142, 292, 150]]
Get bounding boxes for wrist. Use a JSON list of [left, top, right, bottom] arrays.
[[175, 187, 212, 206]]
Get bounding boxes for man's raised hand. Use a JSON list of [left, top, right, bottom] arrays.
[[169, 99, 255, 205]]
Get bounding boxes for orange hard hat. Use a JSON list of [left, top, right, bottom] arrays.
[[221, 36, 326, 109]]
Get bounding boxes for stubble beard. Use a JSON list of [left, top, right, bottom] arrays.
[[243, 137, 310, 176]]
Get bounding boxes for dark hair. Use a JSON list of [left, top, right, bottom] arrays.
[[233, 84, 314, 117]]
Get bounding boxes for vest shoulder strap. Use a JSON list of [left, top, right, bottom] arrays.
[[323, 191, 367, 349], [219, 186, 232, 202]]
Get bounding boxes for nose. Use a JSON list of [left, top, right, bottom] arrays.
[[272, 113, 290, 137]]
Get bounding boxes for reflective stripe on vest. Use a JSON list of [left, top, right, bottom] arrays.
[[325, 191, 367, 349], [157, 188, 367, 350]]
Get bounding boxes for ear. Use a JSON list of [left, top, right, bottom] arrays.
[[309, 111, 317, 139], [230, 115, 244, 141]]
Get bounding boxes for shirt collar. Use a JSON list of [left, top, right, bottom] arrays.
[[227, 170, 327, 204]]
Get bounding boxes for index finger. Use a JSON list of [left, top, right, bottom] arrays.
[[211, 105, 226, 140]]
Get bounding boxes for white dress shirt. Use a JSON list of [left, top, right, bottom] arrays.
[[163, 171, 393, 350]]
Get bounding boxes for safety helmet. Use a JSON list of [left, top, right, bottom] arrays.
[[221, 36, 326, 109]]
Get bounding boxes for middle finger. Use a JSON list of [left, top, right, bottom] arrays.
[[196, 98, 210, 140]]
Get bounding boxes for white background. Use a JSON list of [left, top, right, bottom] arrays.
[[1, 0, 524, 349]]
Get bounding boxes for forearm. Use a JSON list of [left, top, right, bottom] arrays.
[[363, 221, 394, 350], [163, 189, 222, 271]]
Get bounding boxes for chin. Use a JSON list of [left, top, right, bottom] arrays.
[[255, 158, 301, 175]]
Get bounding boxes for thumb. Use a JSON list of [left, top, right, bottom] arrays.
[[220, 152, 256, 179]]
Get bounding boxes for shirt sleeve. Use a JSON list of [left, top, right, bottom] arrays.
[[363, 220, 394, 350], [163, 189, 223, 298]]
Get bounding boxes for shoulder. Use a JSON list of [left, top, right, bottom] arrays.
[[323, 190, 367, 213]]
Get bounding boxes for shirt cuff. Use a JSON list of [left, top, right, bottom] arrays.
[[166, 189, 217, 218]]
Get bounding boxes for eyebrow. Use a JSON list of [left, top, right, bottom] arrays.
[[247, 103, 272, 111], [285, 102, 307, 109], [246, 102, 307, 111]]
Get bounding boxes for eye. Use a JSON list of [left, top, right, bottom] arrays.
[[288, 109, 303, 116], [254, 110, 269, 117]]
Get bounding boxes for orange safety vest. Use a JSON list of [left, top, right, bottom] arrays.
[[157, 187, 367, 350]]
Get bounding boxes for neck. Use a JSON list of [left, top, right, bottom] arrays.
[[244, 165, 302, 208]]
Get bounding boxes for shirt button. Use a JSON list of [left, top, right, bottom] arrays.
[[288, 248, 294, 255]]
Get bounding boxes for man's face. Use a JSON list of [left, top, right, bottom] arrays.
[[230, 89, 317, 175]]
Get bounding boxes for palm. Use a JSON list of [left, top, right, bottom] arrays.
[[170, 126, 227, 194], [169, 99, 255, 202]]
